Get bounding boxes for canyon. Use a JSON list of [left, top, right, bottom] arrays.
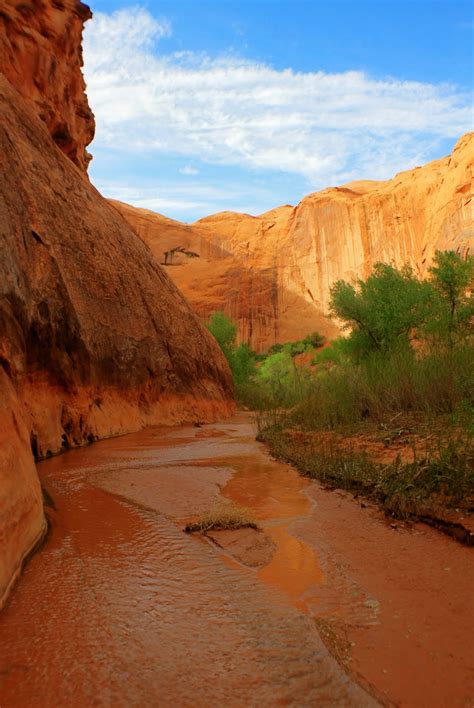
[[0, 0, 233, 606], [0, 1, 472, 704], [113, 132, 473, 352]]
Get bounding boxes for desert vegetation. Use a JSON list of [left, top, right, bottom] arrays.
[[205, 311, 323, 407], [184, 502, 257, 533], [206, 252, 474, 534]]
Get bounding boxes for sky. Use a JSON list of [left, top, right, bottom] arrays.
[[83, 1, 474, 221]]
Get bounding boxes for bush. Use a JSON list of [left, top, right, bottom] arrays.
[[267, 342, 284, 355], [302, 332, 325, 349], [290, 345, 474, 431], [205, 311, 257, 390]]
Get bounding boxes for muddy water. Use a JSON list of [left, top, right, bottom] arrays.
[[0, 415, 472, 707]]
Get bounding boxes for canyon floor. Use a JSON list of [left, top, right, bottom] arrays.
[[0, 414, 472, 707]]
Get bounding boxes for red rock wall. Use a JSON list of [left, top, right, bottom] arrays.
[[0, 71, 234, 457], [110, 201, 339, 352], [0, 1, 234, 606], [0, 0, 94, 170], [0, 368, 46, 609]]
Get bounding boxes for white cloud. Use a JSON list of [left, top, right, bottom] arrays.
[[83, 6, 472, 189], [98, 179, 273, 219], [179, 165, 200, 175]]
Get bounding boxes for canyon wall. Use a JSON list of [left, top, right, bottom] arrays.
[[0, 0, 94, 171], [113, 133, 473, 352], [0, 1, 233, 606], [110, 201, 338, 350]]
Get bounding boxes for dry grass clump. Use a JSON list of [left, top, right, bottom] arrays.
[[184, 502, 257, 534]]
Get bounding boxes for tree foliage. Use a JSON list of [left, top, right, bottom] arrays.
[[206, 312, 257, 387], [330, 263, 433, 356], [206, 311, 237, 360], [427, 250, 474, 345]]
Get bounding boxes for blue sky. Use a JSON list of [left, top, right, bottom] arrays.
[[83, 1, 473, 221]]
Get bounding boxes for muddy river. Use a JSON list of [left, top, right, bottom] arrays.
[[0, 414, 472, 706]]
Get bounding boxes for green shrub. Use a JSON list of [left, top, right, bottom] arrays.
[[302, 331, 325, 349], [330, 262, 434, 357], [205, 311, 257, 389]]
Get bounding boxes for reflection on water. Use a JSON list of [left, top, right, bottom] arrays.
[[220, 456, 325, 608], [0, 416, 373, 707]]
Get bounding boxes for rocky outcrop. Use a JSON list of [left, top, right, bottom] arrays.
[[111, 202, 340, 351], [0, 368, 45, 609], [0, 0, 94, 171], [0, 71, 234, 455], [113, 133, 473, 352], [0, 2, 233, 605]]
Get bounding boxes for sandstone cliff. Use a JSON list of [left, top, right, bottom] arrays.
[[113, 133, 473, 352], [0, 368, 44, 608], [0, 0, 94, 171], [0, 1, 233, 606], [111, 201, 340, 351]]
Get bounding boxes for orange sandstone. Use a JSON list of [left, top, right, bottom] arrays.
[[0, 0, 95, 171]]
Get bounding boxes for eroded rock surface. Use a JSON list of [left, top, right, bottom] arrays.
[[0, 1, 233, 604], [0, 368, 45, 608], [0, 0, 94, 171], [113, 133, 473, 351]]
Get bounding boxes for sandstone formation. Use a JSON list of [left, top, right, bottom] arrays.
[[113, 133, 473, 352], [0, 0, 94, 171], [111, 201, 340, 351], [0, 368, 45, 608], [0, 1, 233, 605]]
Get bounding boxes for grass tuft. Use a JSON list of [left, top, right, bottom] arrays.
[[184, 502, 258, 534]]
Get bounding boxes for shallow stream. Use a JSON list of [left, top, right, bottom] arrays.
[[1, 415, 472, 706]]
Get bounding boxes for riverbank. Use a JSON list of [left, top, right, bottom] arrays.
[[1, 414, 472, 706], [258, 420, 474, 545]]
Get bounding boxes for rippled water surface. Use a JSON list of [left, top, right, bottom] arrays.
[[0, 416, 373, 707]]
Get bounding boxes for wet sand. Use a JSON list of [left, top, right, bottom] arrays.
[[0, 414, 472, 706]]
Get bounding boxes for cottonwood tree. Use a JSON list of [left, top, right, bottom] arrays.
[[428, 251, 474, 346], [330, 263, 433, 358]]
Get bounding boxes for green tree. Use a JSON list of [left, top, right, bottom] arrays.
[[206, 312, 257, 387], [428, 251, 474, 345], [330, 263, 433, 357], [232, 342, 257, 386], [258, 351, 294, 398], [206, 311, 237, 361]]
